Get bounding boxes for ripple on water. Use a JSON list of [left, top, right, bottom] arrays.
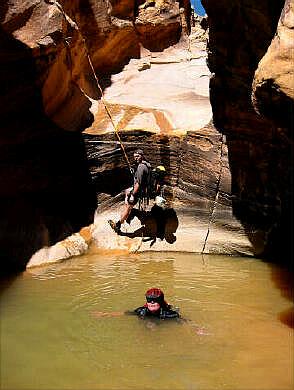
[[5, 252, 291, 390]]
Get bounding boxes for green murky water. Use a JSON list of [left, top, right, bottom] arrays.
[[1, 252, 293, 390]]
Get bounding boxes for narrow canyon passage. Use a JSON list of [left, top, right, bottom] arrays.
[[81, 33, 255, 257], [1, 0, 292, 273], [0, 1, 293, 390]]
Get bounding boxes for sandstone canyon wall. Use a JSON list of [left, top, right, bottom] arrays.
[[83, 1, 293, 265], [59, 0, 190, 76], [0, 0, 189, 275], [1, 0, 292, 273], [0, 0, 97, 274], [83, 0, 293, 267], [202, 0, 293, 267]]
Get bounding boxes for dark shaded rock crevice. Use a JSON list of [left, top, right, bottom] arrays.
[[0, 7, 97, 276], [202, 0, 293, 267]]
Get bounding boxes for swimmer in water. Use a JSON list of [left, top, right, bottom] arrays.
[[92, 289, 207, 334], [92, 287, 179, 319], [134, 288, 180, 319]]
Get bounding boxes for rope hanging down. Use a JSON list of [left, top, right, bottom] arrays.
[[46, 0, 133, 175], [86, 54, 133, 175], [201, 134, 225, 254]]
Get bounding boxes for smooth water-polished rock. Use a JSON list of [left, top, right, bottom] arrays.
[[252, 0, 294, 129], [59, 0, 190, 76], [83, 36, 255, 257], [0, 0, 191, 273], [2, 0, 292, 270], [27, 233, 89, 268], [202, 0, 293, 266], [0, 0, 97, 274]]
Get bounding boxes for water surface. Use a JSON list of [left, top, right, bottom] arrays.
[[1, 252, 293, 390]]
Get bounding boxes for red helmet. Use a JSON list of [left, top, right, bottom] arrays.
[[145, 288, 165, 304]]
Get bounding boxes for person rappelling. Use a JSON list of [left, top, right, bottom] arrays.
[[108, 149, 151, 234]]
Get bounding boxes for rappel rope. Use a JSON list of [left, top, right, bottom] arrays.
[[47, 0, 217, 254], [201, 134, 225, 255], [85, 50, 150, 254], [79, 10, 148, 254], [47, 0, 133, 176], [86, 54, 133, 176], [85, 41, 147, 243]]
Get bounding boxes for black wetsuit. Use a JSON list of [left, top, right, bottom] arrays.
[[134, 305, 179, 319]]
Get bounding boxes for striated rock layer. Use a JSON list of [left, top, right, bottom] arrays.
[[82, 38, 254, 258], [0, 0, 190, 274], [202, 0, 293, 267], [2, 0, 292, 271], [83, 2, 293, 266]]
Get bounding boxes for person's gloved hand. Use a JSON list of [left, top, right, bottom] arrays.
[[128, 192, 135, 205]]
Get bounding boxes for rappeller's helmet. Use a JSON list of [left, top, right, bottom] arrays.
[[155, 165, 166, 173]]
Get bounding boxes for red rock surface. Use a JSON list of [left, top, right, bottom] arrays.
[[0, 0, 99, 274], [83, 36, 254, 256], [1, 0, 293, 271], [252, 0, 294, 129], [59, 0, 189, 77], [0, 0, 190, 273], [202, 0, 293, 265]]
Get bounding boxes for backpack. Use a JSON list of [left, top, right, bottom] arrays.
[[144, 164, 166, 202]]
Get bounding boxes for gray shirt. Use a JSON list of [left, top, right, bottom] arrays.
[[134, 161, 150, 189]]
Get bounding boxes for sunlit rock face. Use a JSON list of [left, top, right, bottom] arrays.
[[252, 0, 294, 129], [0, 0, 97, 275], [3, 0, 292, 271], [202, 0, 293, 266], [0, 0, 190, 274], [83, 37, 256, 257], [60, 0, 189, 76], [1, 0, 98, 131]]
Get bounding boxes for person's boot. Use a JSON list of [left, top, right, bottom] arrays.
[[108, 220, 121, 233]]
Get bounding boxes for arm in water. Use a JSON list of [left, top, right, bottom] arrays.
[[91, 311, 209, 335], [91, 288, 180, 320]]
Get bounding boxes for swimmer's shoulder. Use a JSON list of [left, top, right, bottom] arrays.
[[125, 306, 148, 317], [160, 306, 180, 319]]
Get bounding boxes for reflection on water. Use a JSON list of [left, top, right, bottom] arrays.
[[271, 266, 294, 328], [0, 252, 293, 390]]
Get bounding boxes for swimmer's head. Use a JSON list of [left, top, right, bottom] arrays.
[[146, 287, 164, 302], [145, 288, 166, 312]]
